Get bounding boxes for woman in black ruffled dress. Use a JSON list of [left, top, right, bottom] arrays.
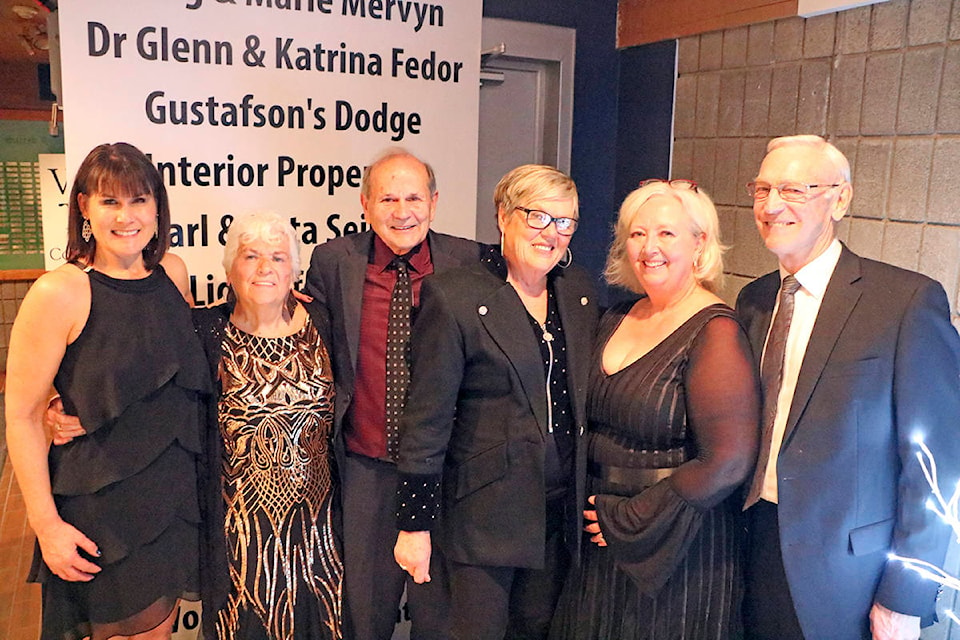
[[6, 142, 209, 640]]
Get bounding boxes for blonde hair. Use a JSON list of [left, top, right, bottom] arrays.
[[605, 181, 724, 294], [493, 164, 579, 219]]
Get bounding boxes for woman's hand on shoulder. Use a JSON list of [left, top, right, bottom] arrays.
[[160, 253, 193, 305], [35, 517, 101, 582]]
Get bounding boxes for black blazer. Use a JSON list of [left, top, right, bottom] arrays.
[[303, 230, 481, 466], [397, 259, 599, 569], [736, 245, 960, 639]]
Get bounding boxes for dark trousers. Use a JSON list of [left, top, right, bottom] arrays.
[[447, 498, 569, 640], [342, 453, 450, 640], [744, 500, 805, 640]]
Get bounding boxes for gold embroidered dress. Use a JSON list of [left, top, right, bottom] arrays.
[[215, 316, 342, 640]]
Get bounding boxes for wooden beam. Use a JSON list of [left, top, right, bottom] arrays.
[[618, 0, 798, 48], [0, 269, 44, 281]]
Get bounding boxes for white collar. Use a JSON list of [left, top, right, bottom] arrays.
[[779, 238, 842, 300]]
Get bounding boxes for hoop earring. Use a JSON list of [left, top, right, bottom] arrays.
[[499, 233, 504, 256], [558, 247, 572, 269], [81, 218, 92, 242]]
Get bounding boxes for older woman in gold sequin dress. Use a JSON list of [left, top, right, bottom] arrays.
[[194, 212, 342, 640]]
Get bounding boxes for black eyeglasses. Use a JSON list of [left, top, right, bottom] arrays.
[[746, 181, 842, 203], [639, 178, 699, 192], [513, 207, 579, 236]]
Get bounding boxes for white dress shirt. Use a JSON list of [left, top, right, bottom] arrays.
[[760, 238, 842, 503]]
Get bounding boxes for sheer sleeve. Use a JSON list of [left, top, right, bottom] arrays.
[[669, 314, 760, 507], [594, 313, 760, 593]]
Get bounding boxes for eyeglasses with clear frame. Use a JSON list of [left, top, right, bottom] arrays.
[[513, 206, 579, 236], [639, 178, 699, 192], [746, 181, 842, 203]]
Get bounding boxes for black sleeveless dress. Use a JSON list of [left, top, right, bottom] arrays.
[[551, 302, 760, 640], [32, 265, 210, 640]]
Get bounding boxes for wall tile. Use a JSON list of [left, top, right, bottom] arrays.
[[860, 52, 902, 135], [775, 17, 805, 62], [712, 138, 742, 206], [838, 5, 872, 54], [907, 0, 952, 46], [738, 138, 769, 207], [851, 138, 893, 219], [827, 55, 865, 135], [747, 21, 776, 66], [871, 0, 909, 50], [671, 138, 695, 181], [742, 68, 772, 136], [735, 208, 772, 276], [846, 217, 885, 259], [879, 220, 922, 270], [674, 75, 697, 138], [723, 26, 749, 69], [678, 36, 701, 74], [897, 47, 944, 134], [835, 216, 852, 244], [769, 63, 801, 135], [937, 43, 960, 132], [2, 300, 16, 325], [716, 206, 741, 272], [919, 224, 960, 307], [719, 274, 754, 307], [804, 13, 837, 58], [718, 70, 746, 136], [834, 137, 860, 185], [797, 59, 832, 134], [928, 138, 960, 224], [695, 72, 721, 137], [952, 0, 960, 40], [692, 138, 718, 192], [14, 282, 29, 298], [888, 137, 934, 222], [700, 31, 725, 71]]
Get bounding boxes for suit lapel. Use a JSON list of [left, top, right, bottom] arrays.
[[478, 280, 549, 436], [740, 272, 779, 364], [782, 247, 862, 445], [554, 271, 591, 430], [339, 234, 370, 373], [429, 232, 461, 272]]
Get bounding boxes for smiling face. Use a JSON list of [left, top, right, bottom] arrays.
[[498, 196, 576, 282], [753, 145, 851, 272], [78, 190, 158, 267], [361, 155, 438, 256], [228, 237, 295, 310], [626, 194, 703, 296]]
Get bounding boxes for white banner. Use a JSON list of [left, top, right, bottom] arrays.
[[56, 0, 481, 304]]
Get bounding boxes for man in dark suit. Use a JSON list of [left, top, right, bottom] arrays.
[[305, 149, 480, 639], [737, 134, 960, 640]]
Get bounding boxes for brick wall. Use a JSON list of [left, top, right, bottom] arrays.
[[0, 280, 31, 372], [672, 0, 960, 331]]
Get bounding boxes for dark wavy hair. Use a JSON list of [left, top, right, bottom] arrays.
[[65, 142, 171, 269]]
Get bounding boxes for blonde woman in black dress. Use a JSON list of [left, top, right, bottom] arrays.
[[551, 180, 760, 639]]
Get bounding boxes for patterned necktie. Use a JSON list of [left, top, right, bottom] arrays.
[[385, 256, 412, 462], [744, 274, 801, 509]]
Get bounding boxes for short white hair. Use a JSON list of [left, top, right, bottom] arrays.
[[766, 135, 851, 182], [222, 212, 301, 278]]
